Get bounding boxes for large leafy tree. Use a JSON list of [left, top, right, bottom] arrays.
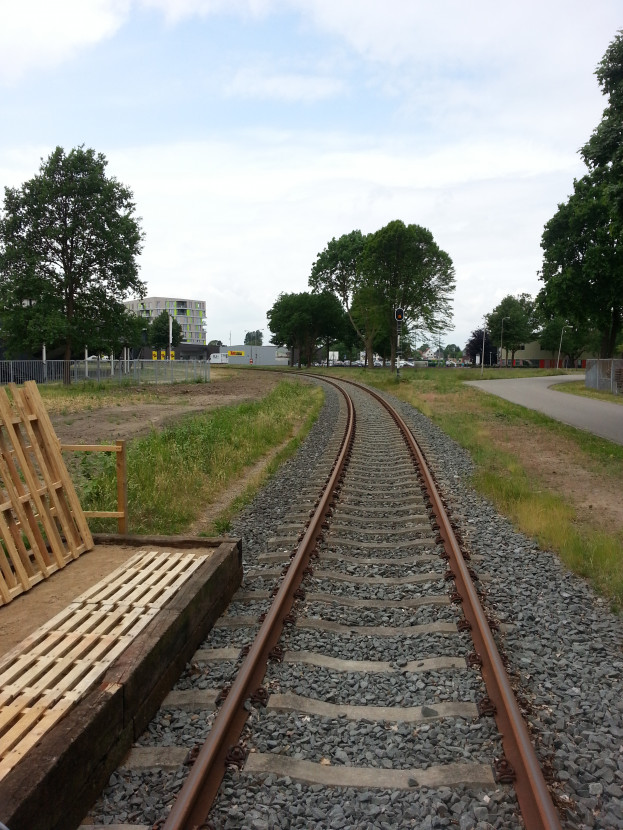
[[539, 170, 623, 358], [309, 230, 368, 351], [311, 221, 455, 368], [486, 294, 535, 366], [0, 146, 145, 368], [539, 31, 623, 358], [267, 291, 346, 367], [581, 30, 623, 216], [359, 220, 455, 368]]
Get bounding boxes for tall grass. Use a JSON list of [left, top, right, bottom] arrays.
[[78, 380, 323, 535]]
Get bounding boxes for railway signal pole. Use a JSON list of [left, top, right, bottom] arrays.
[[395, 308, 404, 379]]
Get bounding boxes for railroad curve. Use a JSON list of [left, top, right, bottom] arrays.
[[83, 376, 561, 830]]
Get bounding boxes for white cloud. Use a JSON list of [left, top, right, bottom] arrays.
[[103, 128, 584, 345], [139, 0, 277, 23], [0, 0, 130, 83], [224, 68, 344, 102]]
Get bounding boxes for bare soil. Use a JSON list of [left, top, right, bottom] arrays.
[[0, 371, 282, 658]]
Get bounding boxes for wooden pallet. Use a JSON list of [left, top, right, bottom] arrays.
[[0, 548, 208, 781], [0, 381, 94, 606]]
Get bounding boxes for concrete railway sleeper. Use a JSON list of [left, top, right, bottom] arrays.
[[81, 377, 561, 830]]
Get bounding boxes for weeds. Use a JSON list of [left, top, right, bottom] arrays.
[[77, 380, 323, 536]]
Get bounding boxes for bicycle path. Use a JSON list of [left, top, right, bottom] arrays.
[[464, 374, 623, 445]]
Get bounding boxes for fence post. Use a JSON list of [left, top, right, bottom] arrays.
[[116, 439, 128, 534]]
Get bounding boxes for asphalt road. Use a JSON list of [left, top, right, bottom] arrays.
[[465, 374, 623, 445]]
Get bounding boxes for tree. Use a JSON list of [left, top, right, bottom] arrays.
[[0, 146, 145, 374], [539, 170, 623, 358], [535, 313, 590, 366], [208, 339, 223, 347], [465, 328, 496, 366], [581, 30, 623, 217], [539, 32, 623, 358], [244, 330, 263, 346], [486, 294, 535, 366], [148, 311, 183, 351], [358, 220, 455, 368], [311, 221, 455, 369], [444, 343, 463, 360], [267, 291, 346, 368]]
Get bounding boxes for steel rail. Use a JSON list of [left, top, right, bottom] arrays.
[[345, 378, 561, 830], [163, 380, 355, 830]]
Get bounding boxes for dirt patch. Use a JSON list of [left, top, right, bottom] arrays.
[[50, 370, 283, 445], [0, 371, 283, 659], [487, 422, 623, 537]]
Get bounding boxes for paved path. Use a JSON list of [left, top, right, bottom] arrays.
[[465, 374, 623, 445]]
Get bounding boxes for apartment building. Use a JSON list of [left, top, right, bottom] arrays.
[[125, 297, 207, 346]]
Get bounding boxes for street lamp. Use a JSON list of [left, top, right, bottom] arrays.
[[500, 316, 510, 367], [557, 325, 571, 370]]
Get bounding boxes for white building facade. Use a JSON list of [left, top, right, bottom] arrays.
[[125, 297, 206, 346]]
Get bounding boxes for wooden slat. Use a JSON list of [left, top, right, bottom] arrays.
[[10, 383, 86, 556], [0, 388, 68, 570], [0, 382, 94, 605], [19, 382, 93, 548], [0, 549, 208, 781]]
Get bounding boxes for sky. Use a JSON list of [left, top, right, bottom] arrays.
[[0, 1, 621, 349]]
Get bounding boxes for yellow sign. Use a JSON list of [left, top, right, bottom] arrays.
[[160, 350, 166, 360], [228, 350, 245, 356], [152, 350, 157, 360], [171, 350, 175, 360]]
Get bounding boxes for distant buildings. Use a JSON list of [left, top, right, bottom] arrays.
[[125, 297, 207, 346]]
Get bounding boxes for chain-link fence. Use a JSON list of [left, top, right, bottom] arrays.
[[585, 359, 623, 395], [0, 359, 211, 386]]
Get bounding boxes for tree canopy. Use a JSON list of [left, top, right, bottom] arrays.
[[464, 328, 496, 366], [267, 291, 346, 367], [486, 294, 535, 365], [148, 311, 184, 350], [244, 329, 263, 345], [0, 146, 145, 365], [310, 220, 454, 367], [539, 31, 623, 358]]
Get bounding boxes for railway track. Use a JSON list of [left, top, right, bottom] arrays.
[[83, 376, 562, 829]]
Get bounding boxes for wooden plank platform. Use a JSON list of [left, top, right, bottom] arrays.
[[0, 381, 94, 606], [0, 535, 243, 830], [0, 549, 208, 783]]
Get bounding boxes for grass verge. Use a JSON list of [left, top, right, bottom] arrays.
[[76, 379, 323, 535]]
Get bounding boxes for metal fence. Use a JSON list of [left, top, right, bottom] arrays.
[[585, 359, 623, 395], [0, 359, 211, 386]]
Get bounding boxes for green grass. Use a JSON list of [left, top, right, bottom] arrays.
[[77, 380, 323, 535], [552, 380, 623, 405]]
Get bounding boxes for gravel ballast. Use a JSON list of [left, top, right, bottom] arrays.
[[86, 378, 623, 830]]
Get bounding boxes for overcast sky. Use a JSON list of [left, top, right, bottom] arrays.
[[1, 1, 620, 349]]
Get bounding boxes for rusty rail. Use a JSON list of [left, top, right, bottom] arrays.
[[163, 381, 355, 829], [165, 374, 561, 830], [354, 380, 561, 830]]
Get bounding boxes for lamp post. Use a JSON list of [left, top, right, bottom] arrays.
[[500, 316, 510, 367], [557, 325, 570, 370]]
